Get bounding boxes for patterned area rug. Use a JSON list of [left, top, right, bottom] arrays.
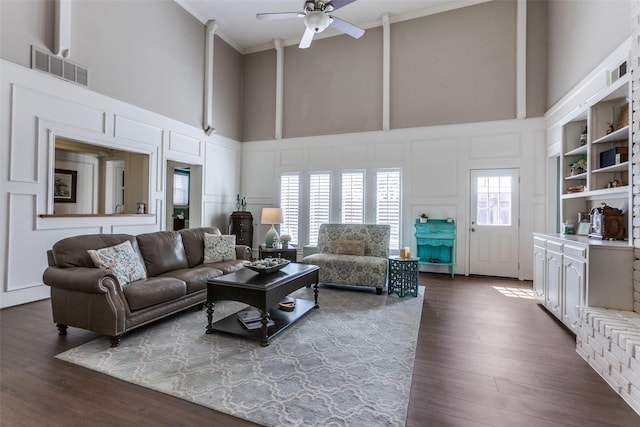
[[56, 286, 424, 426]]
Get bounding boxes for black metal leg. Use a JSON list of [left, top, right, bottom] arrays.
[[56, 324, 68, 336], [205, 301, 215, 334]]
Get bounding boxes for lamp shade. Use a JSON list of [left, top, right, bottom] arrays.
[[304, 11, 332, 33], [261, 208, 283, 225]]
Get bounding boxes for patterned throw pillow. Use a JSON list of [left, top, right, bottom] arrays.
[[335, 239, 366, 256], [204, 233, 236, 263], [87, 240, 147, 285]]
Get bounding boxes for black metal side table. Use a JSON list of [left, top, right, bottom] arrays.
[[388, 256, 419, 297]]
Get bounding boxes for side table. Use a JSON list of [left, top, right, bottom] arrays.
[[388, 256, 419, 297], [259, 244, 298, 262]]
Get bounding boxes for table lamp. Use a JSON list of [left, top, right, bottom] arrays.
[[261, 207, 283, 248]]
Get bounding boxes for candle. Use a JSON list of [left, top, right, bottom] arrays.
[[404, 246, 411, 258]]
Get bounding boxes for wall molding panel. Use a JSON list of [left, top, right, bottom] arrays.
[[241, 116, 546, 281], [0, 59, 242, 308]]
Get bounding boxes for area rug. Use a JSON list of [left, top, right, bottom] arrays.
[[56, 285, 424, 427]]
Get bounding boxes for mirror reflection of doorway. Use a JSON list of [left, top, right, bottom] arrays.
[[166, 161, 202, 231], [172, 168, 189, 230], [105, 160, 125, 213]]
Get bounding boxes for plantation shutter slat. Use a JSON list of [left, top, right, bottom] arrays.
[[341, 171, 364, 224], [309, 173, 331, 245], [376, 169, 401, 250], [280, 174, 300, 245]]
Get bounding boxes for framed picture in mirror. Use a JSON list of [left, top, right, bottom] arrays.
[[54, 169, 77, 203]]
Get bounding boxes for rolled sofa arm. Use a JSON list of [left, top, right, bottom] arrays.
[[235, 245, 252, 260], [43, 266, 118, 294]]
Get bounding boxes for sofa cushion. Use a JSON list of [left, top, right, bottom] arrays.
[[179, 227, 222, 267], [204, 234, 236, 263], [87, 240, 147, 285], [51, 234, 136, 268], [136, 231, 188, 277], [317, 224, 390, 258], [303, 253, 388, 289], [123, 277, 187, 311], [335, 239, 366, 256], [159, 265, 224, 294]]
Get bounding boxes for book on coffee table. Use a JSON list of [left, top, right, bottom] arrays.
[[237, 308, 273, 330]]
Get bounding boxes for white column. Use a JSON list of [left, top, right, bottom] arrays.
[[204, 20, 218, 135], [382, 13, 390, 131], [516, 0, 527, 119], [275, 39, 284, 140], [54, 0, 71, 58]]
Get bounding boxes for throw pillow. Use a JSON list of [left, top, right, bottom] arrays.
[[335, 239, 366, 256], [204, 233, 236, 263], [87, 240, 147, 285]]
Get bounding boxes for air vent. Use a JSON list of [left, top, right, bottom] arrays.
[[31, 46, 88, 87], [609, 60, 627, 84]]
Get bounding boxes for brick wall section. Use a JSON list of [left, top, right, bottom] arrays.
[[577, 307, 640, 414], [633, 0, 640, 313]]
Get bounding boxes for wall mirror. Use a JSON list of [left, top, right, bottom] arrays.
[[53, 136, 150, 215]]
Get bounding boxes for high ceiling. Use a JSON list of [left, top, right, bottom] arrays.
[[176, 0, 479, 53]]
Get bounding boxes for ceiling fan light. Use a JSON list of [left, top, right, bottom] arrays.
[[304, 11, 332, 33]]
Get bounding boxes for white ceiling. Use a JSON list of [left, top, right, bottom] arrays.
[[176, 0, 481, 53]]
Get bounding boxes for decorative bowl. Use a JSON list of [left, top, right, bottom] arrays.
[[245, 259, 290, 274]]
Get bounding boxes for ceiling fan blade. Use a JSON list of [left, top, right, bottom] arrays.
[[330, 0, 359, 11], [299, 27, 315, 49], [329, 16, 365, 39], [256, 12, 302, 21]]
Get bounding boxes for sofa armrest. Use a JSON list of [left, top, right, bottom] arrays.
[[43, 266, 118, 294], [235, 245, 252, 260]]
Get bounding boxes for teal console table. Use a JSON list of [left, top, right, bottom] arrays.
[[414, 219, 456, 278]]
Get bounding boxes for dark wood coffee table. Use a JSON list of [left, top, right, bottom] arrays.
[[205, 263, 320, 346]]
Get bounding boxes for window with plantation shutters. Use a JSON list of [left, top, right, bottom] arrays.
[[341, 171, 364, 224], [173, 169, 189, 206], [376, 169, 401, 250], [280, 174, 300, 245], [308, 172, 331, 245]]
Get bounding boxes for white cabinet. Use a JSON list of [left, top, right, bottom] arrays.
[[532, 233, 633, 332], [533, 238, 546, 303], [546, 241, 563, 319], [562, 244, 586, 334]]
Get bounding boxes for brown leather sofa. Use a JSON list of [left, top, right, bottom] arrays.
[[43, 227, 251, 347]]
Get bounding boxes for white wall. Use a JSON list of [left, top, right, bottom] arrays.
[[547, 0, 631, 108], [241, 117, 547, 281], [0, 59, 242, 308]]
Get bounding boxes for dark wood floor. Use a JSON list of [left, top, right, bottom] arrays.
[[2, 274, 639, 426]]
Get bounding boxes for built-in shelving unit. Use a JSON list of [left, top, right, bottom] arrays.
[[559, 69, 631, 239]]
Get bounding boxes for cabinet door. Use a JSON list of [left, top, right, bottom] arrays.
[[533, 245, 546, 303], [545, 250, 562, 317], [562, 255, 586, 333]]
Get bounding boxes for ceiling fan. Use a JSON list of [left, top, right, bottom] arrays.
[[256, 0, 365, 49]]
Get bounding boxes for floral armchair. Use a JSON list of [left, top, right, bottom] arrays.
[[301, 224, 390, 294]]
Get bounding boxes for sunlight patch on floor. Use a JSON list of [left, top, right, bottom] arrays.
[[492, 286, 535, 299]]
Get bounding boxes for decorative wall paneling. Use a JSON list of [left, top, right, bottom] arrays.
[[241, 117, 546, 281], [0, 60, 242, 308]]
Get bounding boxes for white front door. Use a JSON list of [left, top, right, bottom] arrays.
[[469, 169, 519, 278]]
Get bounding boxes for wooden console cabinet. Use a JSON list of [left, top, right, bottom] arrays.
[[229, 211, 253, 249], [532, 233, 633, 334]]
